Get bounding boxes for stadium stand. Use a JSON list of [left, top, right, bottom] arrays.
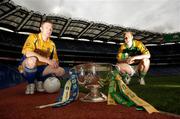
[[0, 0, 180, 88], [0, 63, 24, 89], [1, 29, 180, 89], [1, 29, 180, 68]]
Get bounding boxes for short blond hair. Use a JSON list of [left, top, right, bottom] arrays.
[[123, 31, 133, 36], [40, 20, 53, 27]]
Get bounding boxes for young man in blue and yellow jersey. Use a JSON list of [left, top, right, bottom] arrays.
[[116, 31, 150, 85], [18, 20, 65, 94]]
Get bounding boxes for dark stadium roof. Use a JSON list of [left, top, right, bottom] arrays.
[[0, 0, 179, 45]]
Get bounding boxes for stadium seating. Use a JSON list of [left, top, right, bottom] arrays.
[[0, 29, 180, 74]]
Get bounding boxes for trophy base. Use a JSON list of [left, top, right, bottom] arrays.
[[80, 92, 107, 102], [80, 85, 107, 102]]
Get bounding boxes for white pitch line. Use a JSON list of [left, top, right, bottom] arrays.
[[151, 84, 180, 88]]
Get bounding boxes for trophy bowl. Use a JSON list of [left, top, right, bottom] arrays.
[[71, 63, 113, 102]]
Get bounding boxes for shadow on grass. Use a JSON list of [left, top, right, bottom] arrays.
[[127, 75, 180, 115]]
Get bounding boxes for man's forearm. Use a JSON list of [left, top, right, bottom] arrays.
[[25, 51, 49, 64], [132, 54, 151, 60]]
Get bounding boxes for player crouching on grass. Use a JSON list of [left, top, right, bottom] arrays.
[[116, 31, 151, 85], [18, 20, 65, 94]]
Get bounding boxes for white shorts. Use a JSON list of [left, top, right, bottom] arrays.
[[128, 65, 138, 76], [116, 64, 138, 77]]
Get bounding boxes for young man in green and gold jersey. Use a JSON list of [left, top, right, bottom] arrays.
[[116, 31, 150, 85]]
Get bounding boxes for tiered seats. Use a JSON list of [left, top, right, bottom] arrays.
[[0, 30, 180, 67]]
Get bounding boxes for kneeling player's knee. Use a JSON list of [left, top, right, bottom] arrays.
[[142, 58, 150, 65], [116, 64, 131, 74], [54, 67, 65, 77], [24, 56, 38, 69], [58, 67, 65, 76]]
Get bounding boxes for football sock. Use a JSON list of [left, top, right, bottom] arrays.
[[23, 67, 37, 84], [140, 71, 146, 79]]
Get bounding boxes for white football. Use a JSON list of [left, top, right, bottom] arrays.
[[43, 77, 61, 93]]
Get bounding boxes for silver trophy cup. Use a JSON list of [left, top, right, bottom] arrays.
[[71, 63, 113, 102]]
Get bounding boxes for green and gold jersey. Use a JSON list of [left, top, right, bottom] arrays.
[[117, 40, 150, 61]]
